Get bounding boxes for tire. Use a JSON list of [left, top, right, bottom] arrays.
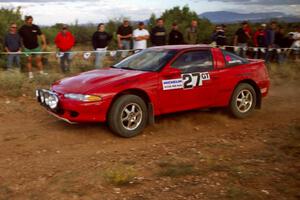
[[229, 83, 257, 118], [108, 95, 148, 138]]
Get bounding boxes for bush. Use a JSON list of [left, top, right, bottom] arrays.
[[0, 70, 25, 97], [103, 165, 137, 186]]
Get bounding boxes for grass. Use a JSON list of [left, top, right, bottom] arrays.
[[0, 70, 25, 97], [157, 159, 198, 177], [102, 165, 137, 186], [226, 185, 262, 200], [0, 56, 298, 98], [0, 184, 14, 200]]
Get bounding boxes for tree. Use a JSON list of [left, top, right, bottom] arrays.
[[148, 13, 157, 30], [160, 5, 214, 44]]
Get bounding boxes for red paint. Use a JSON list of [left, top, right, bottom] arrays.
[[47, 45, 270, 123]]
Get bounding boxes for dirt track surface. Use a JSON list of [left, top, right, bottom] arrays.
[[0, 78, 299, 200]]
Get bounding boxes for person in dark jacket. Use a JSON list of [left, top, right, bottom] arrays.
[[92, 23, 112, 68], [212, 24, 226, 46], [265, 21, 277, 63], [234, 21, 251, 58], [117, 19, 132, 58], [168, 23, 184, 45], [54, 24, 75, 73], [274, 26, 286, 64], [4, 22, 22, 70], [151, 18, 167, 46]]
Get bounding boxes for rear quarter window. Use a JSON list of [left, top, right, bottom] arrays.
[[222, 50, 249, 67]]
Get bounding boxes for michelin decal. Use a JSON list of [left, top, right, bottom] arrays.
[[162, 72, 210, 90]]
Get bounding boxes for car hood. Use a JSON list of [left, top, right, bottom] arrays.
[[52, 68, 146, 94]]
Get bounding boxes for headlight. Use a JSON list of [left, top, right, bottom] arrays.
[[64, 94, 102, 102]]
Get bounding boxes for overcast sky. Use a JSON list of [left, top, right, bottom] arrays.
[[0, 0, 299, 25]]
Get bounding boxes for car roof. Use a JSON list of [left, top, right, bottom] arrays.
[[149, 44, 212, 50]]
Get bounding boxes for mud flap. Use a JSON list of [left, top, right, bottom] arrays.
[[148, 102, 155, 125]]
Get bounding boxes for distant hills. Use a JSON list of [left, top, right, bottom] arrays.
[[199, 11, 300, 24]]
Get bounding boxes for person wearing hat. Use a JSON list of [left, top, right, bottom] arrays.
[[54, 24, 75, 73], [133, 22, 149, 50], [253, 24, 267, 59], [168, 23, 184, 45], [117, 19, 133, 57]]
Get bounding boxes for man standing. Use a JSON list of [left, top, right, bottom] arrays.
[[212, 24, 227, 46], [92, 23, 112, 68], [185, 19, 199, 44], [4, 23, 22, 70], [18, 16, 47, 78], [133, 22, 149, 50], [117, 19, 133, 57], [150, 18, 167, 46], [168, 23, 184, 45], [265, 21, 277, 63], [234, 21, 251, 58], [253, 24, 267, 59], [54, 24, 75, 73]]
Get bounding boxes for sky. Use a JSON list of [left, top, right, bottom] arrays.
[[0, 0, 299, 25]]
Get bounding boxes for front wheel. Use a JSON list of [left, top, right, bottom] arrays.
[[108, 95, 148, 138], [229, 83, 257, 118]]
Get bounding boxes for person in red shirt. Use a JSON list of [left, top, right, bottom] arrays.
[[54, 24, 75, 73], [253, 24, 267, 59]]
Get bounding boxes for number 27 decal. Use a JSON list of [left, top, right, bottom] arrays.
[[182, 72, 210, 89]]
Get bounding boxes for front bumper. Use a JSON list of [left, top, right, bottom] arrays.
[[36, 89, 109, 123]]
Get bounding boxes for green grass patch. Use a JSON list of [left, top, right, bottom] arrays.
[[103, 165, 137, 186]]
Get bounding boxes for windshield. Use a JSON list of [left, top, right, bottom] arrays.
[[112, 49, 177, 72]]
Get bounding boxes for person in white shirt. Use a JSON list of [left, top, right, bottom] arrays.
[[133, 22, 150, 50]]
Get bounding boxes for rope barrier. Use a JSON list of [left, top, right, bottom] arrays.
[[0, 45, 298, 57]]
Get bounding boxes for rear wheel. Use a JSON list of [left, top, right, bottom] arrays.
[[229, 83, 257, 118], [108, 95, 148, 138]]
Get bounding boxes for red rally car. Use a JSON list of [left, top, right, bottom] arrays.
[[36, 45, 270, 137]]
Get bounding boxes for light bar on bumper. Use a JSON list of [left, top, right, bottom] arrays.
[[64, 93, 102, 102], [36, 89, 59, 109]]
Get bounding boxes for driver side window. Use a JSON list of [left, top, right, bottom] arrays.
[[171, 50, 213, 73]]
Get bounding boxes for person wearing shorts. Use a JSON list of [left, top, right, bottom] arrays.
[[18, 16, 47, 78]]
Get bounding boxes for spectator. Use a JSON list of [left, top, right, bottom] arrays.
[[253, 24, 267, 59], [4, 22, 22, 70], [212, 24, 226, 46], [168, 23, 184, 45], [133, 22, 150, 50], [18, 16, 47, 78], [117, 19, 133, 57], [185, 19, 199, 44], [54, 24, 75, 73], [291, 26, 300, 62], [234, 21, 251, 58], [274, 26, 286, 64], [265, 21, 277, 63], [150, 18, 167, 46], [92, 23, 112, 68]]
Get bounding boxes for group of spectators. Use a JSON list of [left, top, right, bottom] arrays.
[[231, 21, 300, 63], [3, 16, 300, 78]]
